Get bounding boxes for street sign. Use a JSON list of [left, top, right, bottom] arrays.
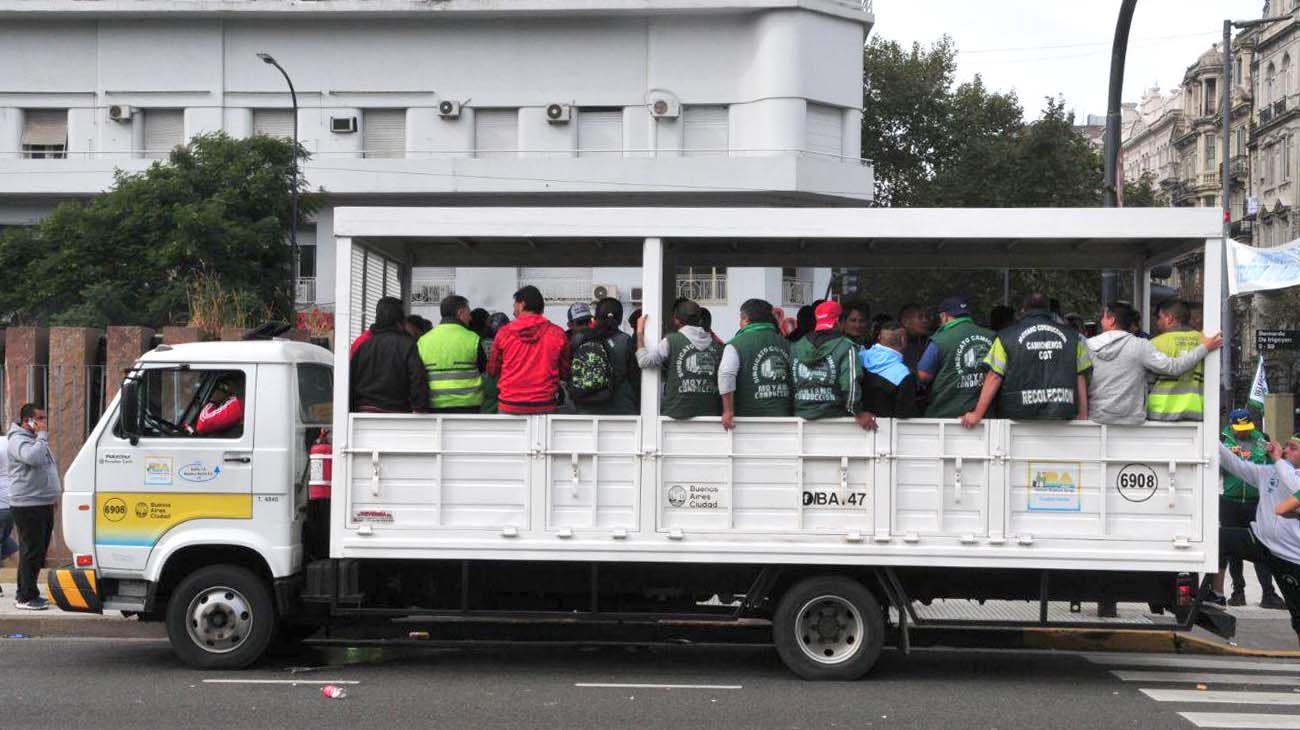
[[1256, 330, 1300, 351]]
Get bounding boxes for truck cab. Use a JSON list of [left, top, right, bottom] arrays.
[[55, 340, 332, 666]]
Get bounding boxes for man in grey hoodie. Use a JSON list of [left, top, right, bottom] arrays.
[[7, 403, 61, 610], [1085, 302, 1222, 426]]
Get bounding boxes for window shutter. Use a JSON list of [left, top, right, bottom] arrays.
[[363, 109, 406, 159], [806, 104, 843, 157], [350, 248, 368, 340], [577, 109, 623, 158], [683, 105, 729, 158], [253, 109, 294, 139], [21, 109, 68, 147], [474, 109, 519, 159], [143, 109, 184, 159]]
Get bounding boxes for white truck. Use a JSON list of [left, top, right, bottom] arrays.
[[50, 206, 1230, 680]]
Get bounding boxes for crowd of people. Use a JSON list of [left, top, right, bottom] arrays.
[[347, 287, 1223, 435]]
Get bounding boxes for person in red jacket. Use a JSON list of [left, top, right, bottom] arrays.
[[193, 376, 244, 437], [488, 286, 571, 415]]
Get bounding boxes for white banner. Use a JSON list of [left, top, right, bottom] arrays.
[[1228, 237, 1300, 295], [1249, 356, 1268, 410]]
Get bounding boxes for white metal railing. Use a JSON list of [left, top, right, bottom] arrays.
[[676, 274, 727, 304], [295, 277, 317, 305], [521, 278, 594, 304], [410, 281, 456, 306], [783, 277, 814, 306]]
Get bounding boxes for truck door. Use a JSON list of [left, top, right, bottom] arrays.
[[94, 365, 257, 572]]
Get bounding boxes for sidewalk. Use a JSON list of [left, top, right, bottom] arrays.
[[0, 568, 164, 639]]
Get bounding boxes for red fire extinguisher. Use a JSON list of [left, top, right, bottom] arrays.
[[309, 430, 332, 501]]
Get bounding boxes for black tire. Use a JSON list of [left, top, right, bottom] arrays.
[[165, 564, 276, 670], [772, 575, 884, 681]]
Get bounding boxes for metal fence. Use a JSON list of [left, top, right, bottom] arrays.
[[676, 274, 728, 304], [9, 364, 108, 439]]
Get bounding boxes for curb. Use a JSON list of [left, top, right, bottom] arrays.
[[911, 626, 1300, 658], [0, 616, 165, 640]]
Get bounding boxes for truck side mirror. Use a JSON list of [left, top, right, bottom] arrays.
[[120, 376, 142, 445]]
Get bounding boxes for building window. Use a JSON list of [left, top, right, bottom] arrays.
[[1237, 56, 1244, 85], [294, 226, 317, 305], [20, 109, 67, 159], [1285, 55, 1295, 100], [577, 108, 623, 159], [474, 108, 519, 159], [1206, 135, 1216, 171], [1237, 128, 1247, 156], [142, 109, 184, 160], [410, 267, 457, 316], [518, 267, 594, 304], [252, 109, 294, 140], [683, 105, 729, 158], [1286, 137, 1293, 181], [362, 109, 406, 159], [1204, 78, 1217, 117], [806, 103, 844, 158], [675, 266, 727, 304], [1268, 62, 1278, 104]]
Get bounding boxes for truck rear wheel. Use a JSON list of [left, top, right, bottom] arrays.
[[773, 576, 884, 681], [165, 565, 276, 670]]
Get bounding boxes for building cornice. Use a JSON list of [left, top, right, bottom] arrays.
[[0, 0, 874, 24]]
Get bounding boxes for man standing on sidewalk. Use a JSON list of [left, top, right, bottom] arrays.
[[6, 403, 60, 610]]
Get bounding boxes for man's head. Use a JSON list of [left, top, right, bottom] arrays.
[[210, 375, 241, 404], [439, 295, 470, 325], [795, 304, 817, 335], [1230, 408, 1256, 442], [739, 298, 775, 328], [1022, 292, 1051, 315], [673, 299, 703, 329], [840, 301, 871, 341], [374, 296, 405, 330], [567, 302, 593, 329], [405, 315, 433, 337], [17, 403, 45, 433], [513, 285, 545, 317], [989, 305, 1015, 332], [486, 312, 510, 338], [875, 320, 906, 351], [1100, 301, 1136, 333], [594, 297, 623, 333], [1282, 434, 1300, 468], [700, 307, 714, 333], [898, 303, 930, 337], [469, 308, 489, 337], [937, 296, 972, 325], [1156, 299, 1191, 333], [814, 300, 843, 332]]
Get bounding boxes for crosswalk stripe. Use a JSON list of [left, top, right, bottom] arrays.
[[1087, 655, 1300, 673], [1141, 689, 1300, 705], [1179, 713, 1300, 729], [1113, 671, 1300, 686]]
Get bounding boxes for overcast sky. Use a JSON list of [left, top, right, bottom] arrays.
[[874, 0, 1264, 120]]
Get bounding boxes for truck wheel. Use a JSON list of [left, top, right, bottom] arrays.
[[773, 576, 884, 681], [165, 565, 276, 670]]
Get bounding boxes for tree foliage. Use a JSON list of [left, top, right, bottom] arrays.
[[854, 37, 1152, 320], [0, 133, 316, 328]]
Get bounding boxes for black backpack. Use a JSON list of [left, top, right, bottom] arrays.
[[569, 334, 616, 404]]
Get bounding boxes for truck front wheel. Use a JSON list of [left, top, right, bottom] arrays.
[[773, 576, 884, 681], [165, 565, 276, 669]]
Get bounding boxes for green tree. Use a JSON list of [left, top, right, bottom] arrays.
[[0, 133, 316, 328]]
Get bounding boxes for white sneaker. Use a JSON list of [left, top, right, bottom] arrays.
[[15, 597, 49, 611]]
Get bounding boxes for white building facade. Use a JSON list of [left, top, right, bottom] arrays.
[[0, 0, 875, 337]]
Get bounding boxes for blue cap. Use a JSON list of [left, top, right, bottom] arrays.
[[1229, 408, 1254, 432]]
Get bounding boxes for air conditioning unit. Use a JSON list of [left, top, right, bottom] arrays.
[[592, 284, 619, 301], [646, 91, 680, 119], [330, 116, 358, 134], [545, 103, 572, 124], [438, 100, 462, 119], [108, 104, 133, 122]]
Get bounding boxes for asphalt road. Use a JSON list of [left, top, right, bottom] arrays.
[[9, 638, 1300, 730]]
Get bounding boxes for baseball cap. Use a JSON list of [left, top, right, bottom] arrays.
[[1229, 408, 1255, 432], [567, 302, 593, 324], [814, 300, 843, 332], [938, 296, 972, 317]]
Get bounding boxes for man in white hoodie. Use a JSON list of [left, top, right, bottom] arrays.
[[1085, 301, 1221, 426], [636, 299, 724, 419]]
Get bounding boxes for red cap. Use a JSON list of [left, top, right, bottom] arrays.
[[814, 300, 842, 332]]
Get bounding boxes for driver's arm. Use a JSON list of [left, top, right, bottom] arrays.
[[194, 397, 244, 436]]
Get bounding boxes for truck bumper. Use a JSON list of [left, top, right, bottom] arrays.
[[48, 567, 103, 614]]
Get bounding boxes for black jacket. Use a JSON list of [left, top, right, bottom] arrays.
[[862, 370, 917, 418], [349, 324, 427, 413]]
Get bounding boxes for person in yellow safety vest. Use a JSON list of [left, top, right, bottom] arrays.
[[1147, 299, 1206, 421], [417, 294, 487, 413]]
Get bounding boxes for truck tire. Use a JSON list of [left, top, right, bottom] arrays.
[[165, 565, 276, 670], [773, 576, 884, 681]]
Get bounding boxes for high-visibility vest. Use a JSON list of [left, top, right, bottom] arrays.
[[1147, 330, 1204, 421], [417, 323, 484, 409]]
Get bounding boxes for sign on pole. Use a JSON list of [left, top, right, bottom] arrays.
[[1256, 330, 1300, 351]]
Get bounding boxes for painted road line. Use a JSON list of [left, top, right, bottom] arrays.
[[575, 683, 743, 690], [1112, 671, 1300, 686], [1179, 713, 1300, 729], [202, 679, 361, 685], [1141, 689, 1300, 706], [1087, 655, 1300, 673]]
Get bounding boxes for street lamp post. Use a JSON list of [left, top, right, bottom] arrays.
[[1219, 16, 1289, 400], [1100, 0, 1139, 307], [257, 52, 301, 317]]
